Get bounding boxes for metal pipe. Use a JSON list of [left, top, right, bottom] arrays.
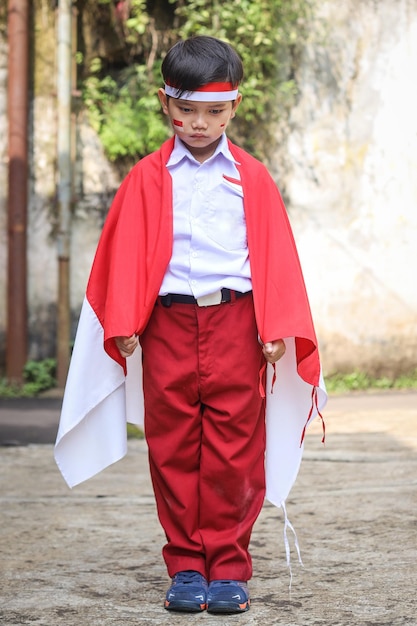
[[6, 0, 29, 383], [56, 0, 72, 387]]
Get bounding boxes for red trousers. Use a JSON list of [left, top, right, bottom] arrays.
[[139, 293, 266, 581]]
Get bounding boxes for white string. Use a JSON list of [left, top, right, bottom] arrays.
[[281, 501, 303, 590]]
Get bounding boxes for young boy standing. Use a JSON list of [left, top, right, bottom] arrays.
[[55, 36, 326, 615]]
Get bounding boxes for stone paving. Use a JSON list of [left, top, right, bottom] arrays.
[[0, 391, 416, 625]]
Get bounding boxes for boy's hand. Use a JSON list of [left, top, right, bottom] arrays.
[[115, 334, 138, 358], [262, 339, 286, 364]]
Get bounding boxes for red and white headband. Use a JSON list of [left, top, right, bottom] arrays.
[[164, 81, 239, 102]]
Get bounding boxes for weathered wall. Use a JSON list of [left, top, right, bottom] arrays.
[[0, 33, 8, 362], [274, 0, 417, 375], [0, 0, 416, 375], [0, 6, 119, 364], [28, 96, 119, 360]]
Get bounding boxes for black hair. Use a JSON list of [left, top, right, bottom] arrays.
[[161, 36, 243, 94]]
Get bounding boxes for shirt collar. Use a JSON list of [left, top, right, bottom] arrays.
[[167, 134, 239, 167]]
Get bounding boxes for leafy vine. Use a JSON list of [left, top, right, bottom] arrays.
[[80, 0, 315, 163]]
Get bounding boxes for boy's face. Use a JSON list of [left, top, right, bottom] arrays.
[[158, 88, 242, 163]]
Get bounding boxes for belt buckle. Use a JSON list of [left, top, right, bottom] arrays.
[[196, 290, 222, 307]]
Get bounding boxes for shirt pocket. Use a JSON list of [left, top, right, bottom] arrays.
[[203, 175, 247, 251]]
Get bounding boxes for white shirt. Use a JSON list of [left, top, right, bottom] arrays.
[[159, 134, 252, 298]]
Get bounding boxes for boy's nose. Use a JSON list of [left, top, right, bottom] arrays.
[[192, 114, 208, 130]]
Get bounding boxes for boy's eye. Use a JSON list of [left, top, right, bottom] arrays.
[[210, 109, 224, 115], [179, 106, 193, 113]]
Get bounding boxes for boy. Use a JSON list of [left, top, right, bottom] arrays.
[[55, 36, 326, 615]]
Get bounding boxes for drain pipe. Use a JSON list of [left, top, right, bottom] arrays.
[[56, 0, 72, 387], [6, 0, 29, 383]]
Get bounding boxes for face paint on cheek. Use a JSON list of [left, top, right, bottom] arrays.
[[173, 119, 184, 131], [220, 123, 226, 128]]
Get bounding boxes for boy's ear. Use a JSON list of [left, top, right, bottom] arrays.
[[231, 93, 242, 118], [158, 88, 169, 114]]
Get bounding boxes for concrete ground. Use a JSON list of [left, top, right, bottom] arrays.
[[0, 391, 416, 625]]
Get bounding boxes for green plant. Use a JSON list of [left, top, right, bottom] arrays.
[[127, 423, 144, 439], [172, 0, 313, 157], [83, 61, 170, 162], [392, 369, 417, 389], [81, 0, 316, 163], [23, 358, 57, 394], [325, 369, 417, 394], [0, 359, 57, 398], [0, 379, 20, 398]]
